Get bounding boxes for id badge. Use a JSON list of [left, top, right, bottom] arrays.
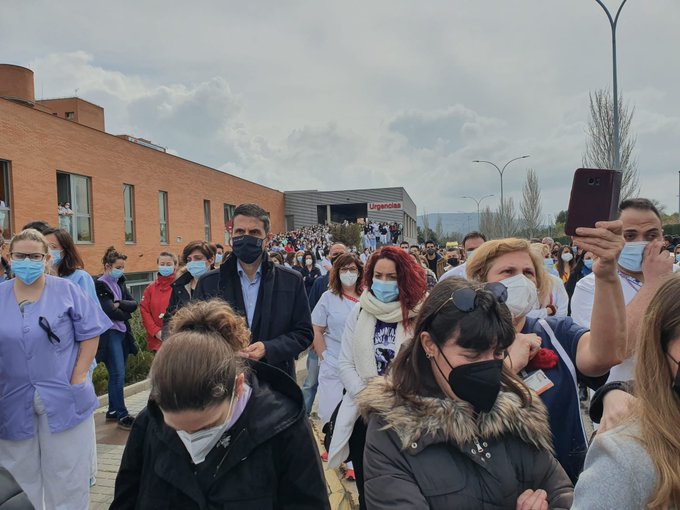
[[522, 369, 554, 395]]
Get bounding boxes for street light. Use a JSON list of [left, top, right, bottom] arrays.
[[461, 194, 495, 230], [472, 155, 530, 235], [594, 0, 629, 170]]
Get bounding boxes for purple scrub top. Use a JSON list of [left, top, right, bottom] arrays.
[[0, 275, 113, 440]]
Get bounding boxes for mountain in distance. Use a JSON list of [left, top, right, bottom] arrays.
[[417, 212, 480, 235]]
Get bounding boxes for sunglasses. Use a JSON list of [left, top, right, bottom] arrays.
[[431, 282, 508, 318], [39, 316, 62, 344]]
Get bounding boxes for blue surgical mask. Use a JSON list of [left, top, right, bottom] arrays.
[[158, 266, 174, 277], [12, 259, 45, 285], [466, 250, 474, 261], [372, 279, 400, 303], [543, 259, 554, 268], [676, 254, 680, 263], [583, 259, 594, 270], [186, 260, 208, 278], [215, 254, 223, 264], [110, 268, 124, 280], [572, 246, 578, 254], [618, 241, 648, 273], [50, 250, 63, 267]]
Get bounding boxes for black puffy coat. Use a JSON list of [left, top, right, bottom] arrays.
[[359, 378, 574, 510], [162, 270, 194, 334], [193, 254, 313, 378], [110, 361, 330, 510]]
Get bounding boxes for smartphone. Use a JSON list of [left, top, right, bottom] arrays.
[[564, 168, 622, 236]]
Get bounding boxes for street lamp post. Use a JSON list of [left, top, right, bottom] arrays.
[[461, 194, 495, 231], [472, 155, 530, 236], [594, 0, 629, 171]]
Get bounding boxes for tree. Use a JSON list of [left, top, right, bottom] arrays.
[[520, 169, 543, 238], [435, 214, 444, 243], [480, 206, 497, 239], [555, 210, 568, 224], [583, 88, 640, 200], [497, 197, 519, 238]]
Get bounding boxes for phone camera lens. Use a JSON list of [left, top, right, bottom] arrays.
[[587, 178, 595, 185]]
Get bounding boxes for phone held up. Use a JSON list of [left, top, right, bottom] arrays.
[[564, 168, 622, 237]]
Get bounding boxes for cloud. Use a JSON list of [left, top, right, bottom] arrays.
[[5, 1, 680, 217]]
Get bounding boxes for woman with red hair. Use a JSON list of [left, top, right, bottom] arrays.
[[328, 246, 426, 510]]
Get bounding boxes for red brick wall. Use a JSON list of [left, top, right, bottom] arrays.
[[35, 98, 106, 131], [0, 99, 285, 274]]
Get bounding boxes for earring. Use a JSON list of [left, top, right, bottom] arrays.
[[425, 352, 433, 359]]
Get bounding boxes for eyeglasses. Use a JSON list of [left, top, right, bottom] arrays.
[[431, 282, 508, 317], [10, 252, 46, 262], [39, 317, 62, 345], [339, 267, 358, 274], [39, 316, 61, 344]]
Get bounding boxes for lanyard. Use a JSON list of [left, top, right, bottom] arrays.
[[618, 271, 642, 293]]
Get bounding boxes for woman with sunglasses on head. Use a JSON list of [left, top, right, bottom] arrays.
[[96, 246, 139, 431], [328, 246, 426, 510], [572, 273, 680, 509], [0, 229, 111, 509], [360, 278, 573, 509], [110, 300, 329, 509], [466, 222, 627, 483]]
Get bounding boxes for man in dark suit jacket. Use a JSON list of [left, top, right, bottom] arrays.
[[193, 204, 313, 379]]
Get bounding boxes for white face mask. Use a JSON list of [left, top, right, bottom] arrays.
[[561, 253, 574, 262], [499, 274, 540, 319], [175, 387, 238, 465], [339, 272, 359, 287]]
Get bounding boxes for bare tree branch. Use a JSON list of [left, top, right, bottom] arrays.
[[520, 169, 543, 238], [583, 88, 640, 200]]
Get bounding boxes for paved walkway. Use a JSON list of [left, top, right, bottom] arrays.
[[90, 356, 358, 509]]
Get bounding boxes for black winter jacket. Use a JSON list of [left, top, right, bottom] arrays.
[[110, 361, 330, 510], [193, 254, 313, 378], [162, 270, 195, 334], [359, 378, 574, 510], [94, 276, 139, 363], [0, 468, 32, 509]]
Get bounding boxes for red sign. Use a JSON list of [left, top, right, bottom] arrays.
[[368, 201, 403, 212]]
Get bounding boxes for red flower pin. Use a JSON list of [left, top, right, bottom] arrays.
[[526, 348, 559, 371]]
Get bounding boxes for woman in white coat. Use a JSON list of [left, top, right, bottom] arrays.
[[328, 246, 426, 510]]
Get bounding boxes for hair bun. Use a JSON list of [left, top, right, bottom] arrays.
[[168, 299, 251, 351]]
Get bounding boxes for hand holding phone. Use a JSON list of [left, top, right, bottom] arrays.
[[564, 169, 622, 236]]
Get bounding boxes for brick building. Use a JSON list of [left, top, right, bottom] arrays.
[[0, 64, 285, 298]]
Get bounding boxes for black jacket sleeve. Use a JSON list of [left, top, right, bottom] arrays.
[[110, 411, 148, 510], [273, 418, 330, 509], [0, 468, 33, 509], [262, 275, 313, 366], [531, 448, 574, 509], [97, 285, 131, 322]]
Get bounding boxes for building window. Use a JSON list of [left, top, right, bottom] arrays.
[[65, 112, 75, 120], [57, 172, 93, 243], [123, 184, 136, 243], [203, 200, 211, 241], [159, 191, 169, 244], [0, 161, 11, 241], [223, 203, 235, 243]]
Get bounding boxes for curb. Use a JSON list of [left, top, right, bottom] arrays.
[[96, 378, 150, 410]]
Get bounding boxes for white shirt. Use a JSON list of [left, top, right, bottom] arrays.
[[571, 267, 680, 381], [311, 291, 357, 367], [439, 262, 468, 281]]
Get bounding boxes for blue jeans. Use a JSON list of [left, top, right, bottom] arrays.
[[104, 330, 128, 419], [301, 350, 320, 416]]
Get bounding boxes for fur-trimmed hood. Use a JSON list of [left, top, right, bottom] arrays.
[[358, 377, 554, 456]]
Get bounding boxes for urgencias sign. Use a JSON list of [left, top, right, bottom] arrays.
[[368, 201, 403, 212]]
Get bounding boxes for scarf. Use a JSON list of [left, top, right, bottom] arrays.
[[353, 290, 419, 380]]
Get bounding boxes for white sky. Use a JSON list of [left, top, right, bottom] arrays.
[[3, 1, 680, 219]]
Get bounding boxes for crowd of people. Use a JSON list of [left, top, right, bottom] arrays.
[[1, 198, 680, 509]]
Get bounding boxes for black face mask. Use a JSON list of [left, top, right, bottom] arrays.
[[434, 348, 503, 413], [448, 258, 460, 267], [232, 235, 264, 264], [427, 248, 436, 256]]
